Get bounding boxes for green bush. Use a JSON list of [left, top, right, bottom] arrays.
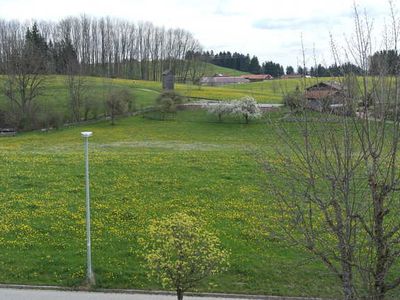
[[283, 87, 306, 111], [154, 91, 183, 120], [106, 88, 135, 125]]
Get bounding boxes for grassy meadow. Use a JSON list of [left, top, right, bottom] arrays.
[[0, 73, 375, 298], [0, 75, 331, 118], [0, 109, 350, 298]]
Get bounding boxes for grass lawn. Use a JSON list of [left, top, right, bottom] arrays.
[[177, 77, 335, 102], [2, 74, 400, 298], [0, 75, 340, 119], [0, 75, 335, 115], [0, 76, 161, 118], [0, 109, 349, 298]]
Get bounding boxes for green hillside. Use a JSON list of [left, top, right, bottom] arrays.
[[0, 75, 332, 123], [202, 63, 250, 76]]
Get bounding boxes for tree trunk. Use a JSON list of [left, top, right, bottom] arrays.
[[342, 265, 355, 300], [373, 194, 387, 300], [177, 288, 183, 300]]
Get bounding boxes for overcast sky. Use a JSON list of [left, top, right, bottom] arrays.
[[0, 0, 392, 67]]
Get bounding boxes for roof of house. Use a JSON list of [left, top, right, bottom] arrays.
[[306, 81, 344, 91], [305, 81, 345, 100], [305, 90, 338, 99]]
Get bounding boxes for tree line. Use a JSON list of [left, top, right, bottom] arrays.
[[0, 16, 203, 81], [200, 49, 397, 78], [201, 51, 262, 74], [199, 51, 285, 77], [199, 50, 369, 78], [295, 51, 397, 77]]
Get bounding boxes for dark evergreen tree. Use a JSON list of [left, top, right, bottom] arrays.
[[208, 51, 261, 74], [24, 23, 49, 73], [286, 66, 294, 75], [297, 66, 309, 75], [369, 50, 400, 75], [341, 62, 363, 75], [50, 36, 79, 74], [249, 56, 261, 74], [262, 61, 284, 77]]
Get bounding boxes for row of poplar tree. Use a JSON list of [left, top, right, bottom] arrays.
[[0, 16, 203, 81]]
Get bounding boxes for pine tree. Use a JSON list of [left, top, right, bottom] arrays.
[[286, 66, 294, 75], [24, 23, 49, 73], [249, 56, 261, 74]]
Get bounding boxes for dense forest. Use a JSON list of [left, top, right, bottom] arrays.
[[200, 51, 285, 77]]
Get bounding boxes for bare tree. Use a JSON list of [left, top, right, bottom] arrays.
[[3, 23, 47, 130], [66, 62, 85, 123], [264, 3, 400, 299], [105, 87, 133, 125]]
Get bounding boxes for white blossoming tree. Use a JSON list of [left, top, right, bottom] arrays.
[[203, 101, 233, 122], [204, 97, 261, 123], [231, 96, 261, 123]]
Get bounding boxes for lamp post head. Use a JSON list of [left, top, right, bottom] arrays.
[[81, 131, 93, 138]]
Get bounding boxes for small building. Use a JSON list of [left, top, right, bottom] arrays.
[[305, 81, 346, 111], [162, 69, 174, 90], [200, 76, 250, 86], [240, 74, 273, 82]]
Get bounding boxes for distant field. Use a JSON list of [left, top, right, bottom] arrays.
[[0, 75, 335, 119], [177, 77, 333, 102]]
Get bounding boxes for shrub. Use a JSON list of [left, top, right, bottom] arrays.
[[283, 86, 306, 111], [83, 96, 100, 121], [155, 91, 183, 120], [106, 89, 134, 125]]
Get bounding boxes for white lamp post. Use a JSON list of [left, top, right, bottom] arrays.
[[81, 131, 95, 285]]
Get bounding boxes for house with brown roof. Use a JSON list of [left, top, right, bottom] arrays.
[[305, 81, 346, 111]]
